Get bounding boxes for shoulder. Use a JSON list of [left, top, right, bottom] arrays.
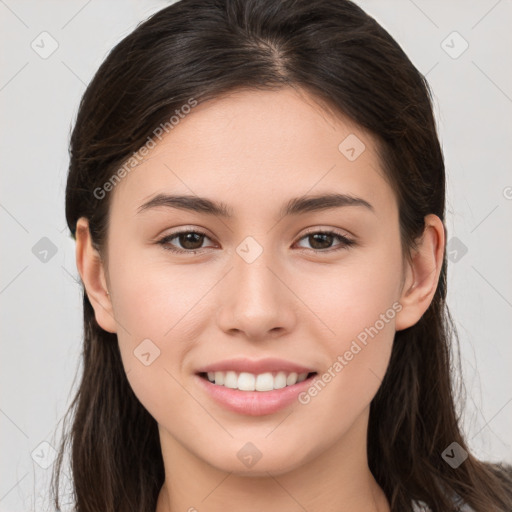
[[411, 501, 430, 511], [412, 462, 512, 511], [411, 496, 475, 512]]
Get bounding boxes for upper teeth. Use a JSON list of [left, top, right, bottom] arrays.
[[206, 371, 309, 391]]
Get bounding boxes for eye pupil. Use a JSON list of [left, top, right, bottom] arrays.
[[180, 232, 204, 250], [309, 233, 333, 250]]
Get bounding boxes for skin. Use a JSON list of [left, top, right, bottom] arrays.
[[75, 87, 445, 512]]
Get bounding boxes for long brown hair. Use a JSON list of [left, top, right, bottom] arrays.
[[52, 0, 512, 510]]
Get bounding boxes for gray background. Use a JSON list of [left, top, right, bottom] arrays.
[[1, 1, 511, 510]]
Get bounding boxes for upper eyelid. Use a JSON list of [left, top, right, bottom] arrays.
[[159, 223, 354, 237], [159, 226, 354, 240], [299, 226, 354, 239]]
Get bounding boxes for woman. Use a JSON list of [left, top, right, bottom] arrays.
[[51, 0, 512, 510]]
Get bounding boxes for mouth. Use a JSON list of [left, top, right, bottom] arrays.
[[197, 370, 318, 392], [195, 370, 319, 416], [194, 357, 319, 415]]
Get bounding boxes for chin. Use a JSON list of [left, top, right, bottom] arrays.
[[199, 439, 313, 476]]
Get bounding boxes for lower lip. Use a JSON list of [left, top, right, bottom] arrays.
[[195, 373, 317, 416]]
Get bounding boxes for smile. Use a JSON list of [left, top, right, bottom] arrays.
[[195, 371, 319, 416], [199, 370, 316, 391]]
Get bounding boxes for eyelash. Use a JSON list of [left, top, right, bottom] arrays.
[[156, 228, 355, 255]]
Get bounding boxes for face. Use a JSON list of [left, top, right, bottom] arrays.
[[98, 87, 406, 475]]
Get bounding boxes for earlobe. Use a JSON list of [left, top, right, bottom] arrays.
[[75, 217, 117, 333], [395, 214, 445, 331]]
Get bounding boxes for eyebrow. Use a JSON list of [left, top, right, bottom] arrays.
[[136, 192, 375, 219]]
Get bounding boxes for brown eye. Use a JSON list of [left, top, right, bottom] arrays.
[[158, 230, 213, 254], [176, 232, 206, 250], [295, 230, 355, 253], [307, 232, 335, 250]]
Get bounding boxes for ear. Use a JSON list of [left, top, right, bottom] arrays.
[[395, 214, 445, 331], [75, 217, 117, 333]]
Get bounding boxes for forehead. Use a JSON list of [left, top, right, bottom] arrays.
[[110, 87, 397, 220]]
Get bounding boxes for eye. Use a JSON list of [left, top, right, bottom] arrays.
[[156, 228, 355, 255], [294, 229, 355, 253], [157, 229, 214, 254]]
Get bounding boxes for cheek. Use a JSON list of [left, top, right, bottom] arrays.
[[300, 239, 403, 342], [298, 287, 397, 441], [108, 265, 200, 425], [297, 240, 401, 408], [107, 241, 212, 340], [106, 247, 227, 414]]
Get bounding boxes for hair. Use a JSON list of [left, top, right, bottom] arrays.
[[52, 0, 512, 510]]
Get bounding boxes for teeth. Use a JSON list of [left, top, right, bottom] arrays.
[[224, 371, 238, 389], [204, 370, 311, 391], [256, 372, 274, 391], [287, 372, 298, 386], [238, 372, 255, 391]]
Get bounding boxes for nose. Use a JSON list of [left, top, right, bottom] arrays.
[[215, 249, 297, 342]]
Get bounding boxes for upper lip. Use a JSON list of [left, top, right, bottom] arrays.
[[196, 357, 316, 375]]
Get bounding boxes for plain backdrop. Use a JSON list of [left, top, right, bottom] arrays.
[[1, 1, 511, 510]]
